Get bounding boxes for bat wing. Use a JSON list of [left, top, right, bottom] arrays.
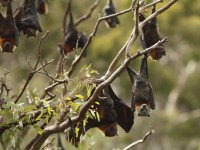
[[5, 1, 18, 45], [148, 83, 155, 110], [107, 85, 134, 133], [0, 13, 5, 34]]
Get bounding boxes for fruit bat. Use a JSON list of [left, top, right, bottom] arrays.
[[36, 0, 48, 15], [127, 55, 155, 117], [58, 11, 87, 55], [67, 85, 133, 147], [14, 0, 43, 37], [0, 1, 18, 52], [139, 5, 165, 60], [103, 0, 120, 28]]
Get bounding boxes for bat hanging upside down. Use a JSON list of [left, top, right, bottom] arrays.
[[66, 85, 133, 147], [127, 55, 155, 117], [139, 5, 165, 60], [0, 1, 18, 52]]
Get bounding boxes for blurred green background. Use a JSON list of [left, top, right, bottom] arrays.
[[1, 0, 200, 149]]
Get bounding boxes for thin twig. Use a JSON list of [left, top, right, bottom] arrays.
[[75, 0, 100, 26], [14, 31, 49, 104], [123, 129, 155, 150], [126, 1, 140, 58]]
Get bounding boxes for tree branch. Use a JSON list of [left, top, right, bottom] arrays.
[[75, 0, 100, 26], [123, 128, 155, 150], [14, 31, 49, 103]]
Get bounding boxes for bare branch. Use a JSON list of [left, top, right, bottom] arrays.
[[75, 0, 100, 26], [123, 128, 155, 150], [14, 31, 49, 103], [126, 1, 140, 58]]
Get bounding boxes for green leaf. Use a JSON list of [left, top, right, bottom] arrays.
[[34, 125, 43, 135], [35, 112, 43, 121], [95, 102, 100, 105], [96, 112, 100, 122], [46, 115, 50, 124], [75, 94, 84, 99], [47, 106, 51, 115], [75, 126, 80, 138]]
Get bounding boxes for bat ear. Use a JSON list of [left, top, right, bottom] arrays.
[[140, 55, 148, 79], [6, 1, 12, 18], [127, 67, 137, 84]]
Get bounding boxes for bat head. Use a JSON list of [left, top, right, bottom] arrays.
[[103, 0, 119, 28], [149, 47, 166, 60], [36, 0, 48, 15], [0, 38, 16, 53], [135, 100, 151, 117], [98, 123, 118, 137]]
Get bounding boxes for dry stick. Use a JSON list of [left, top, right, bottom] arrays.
[[126, 2, 140, 58], [14, 31, 49, 104], [140, 0, 163, 11], [123, 129, 155, 150], [31, 0, 176, 148], [31, 38, 167, 150], [75, 0, 100, 26]]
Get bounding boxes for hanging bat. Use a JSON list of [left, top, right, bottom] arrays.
[[36, 0, 48, 15], [67, 95, 118, 147], [0, 1, 18, 53], [127, 55, 155, 117], [105, 85, 134, 133], [103, 0, 120, 28], [58, 11, 87, 56], [14, 0, 42, 37], [67, 85, 133, 147], [139, 5, 165, 60]]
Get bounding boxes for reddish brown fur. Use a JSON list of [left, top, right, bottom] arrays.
[[0, 38, 16, 52]]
